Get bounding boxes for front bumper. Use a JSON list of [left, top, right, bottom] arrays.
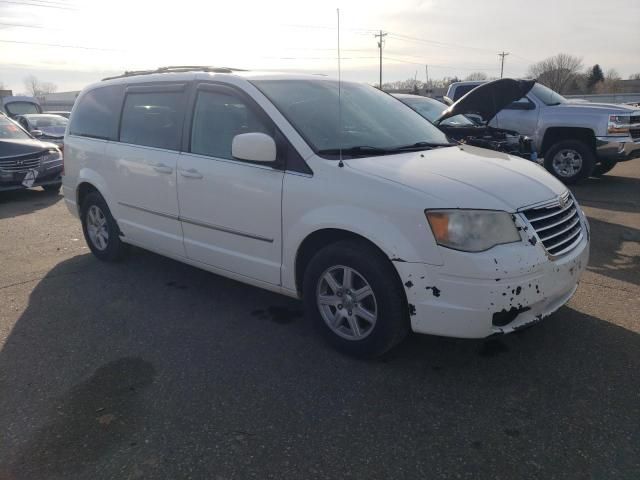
[[0, 163, 63, 192], [596, 136, 640, 162], [394, 213, 590, 339]]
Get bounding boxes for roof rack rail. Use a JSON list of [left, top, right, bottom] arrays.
[[102, 65, 247, 81]]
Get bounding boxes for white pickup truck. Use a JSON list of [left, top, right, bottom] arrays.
[[446, 80, 640, 184]]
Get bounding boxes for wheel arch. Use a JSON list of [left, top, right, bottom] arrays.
[[294, 228, 405, 298], [540, 127, 596, 156]]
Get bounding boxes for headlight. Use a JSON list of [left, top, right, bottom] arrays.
[[43, 148, 62, 163], [425, 209, 521, 252], [608, 115, 630, 136]]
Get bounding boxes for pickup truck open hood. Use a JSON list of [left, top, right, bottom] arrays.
[[436, 78, 535, 125], [345, 145, 566, 211]]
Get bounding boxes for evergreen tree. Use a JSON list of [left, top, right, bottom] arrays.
[[586, 64, 604, 90]]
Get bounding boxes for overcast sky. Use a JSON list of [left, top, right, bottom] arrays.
[[1, 0, 639, 93]]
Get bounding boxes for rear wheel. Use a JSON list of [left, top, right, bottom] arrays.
[[543, 140, 595, 184], [592, 159, 617, 177], [81, 191, 128, 261], [303, 240, 409, 357]]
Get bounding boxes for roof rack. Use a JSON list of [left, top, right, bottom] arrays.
[[102, 65, 247, 81]]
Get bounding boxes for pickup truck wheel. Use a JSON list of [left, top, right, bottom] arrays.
[[592, 160, 617, 177], [303, 240, 409, 358], [81, 191, 128, 262], [544, 140, 595, 184]]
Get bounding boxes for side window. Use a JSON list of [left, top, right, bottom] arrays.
[[505, 97, 534, 110], [454, 85, 476, 101], [190, 89, 272, 160], [69, 85, 124, 140], [120, 91, 184, 150]]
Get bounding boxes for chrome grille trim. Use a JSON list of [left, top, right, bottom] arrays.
[[522, 192, 584, 257]]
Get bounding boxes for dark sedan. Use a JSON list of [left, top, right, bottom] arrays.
[[14, 113, 67, 151], [0, 115, 63, 193]]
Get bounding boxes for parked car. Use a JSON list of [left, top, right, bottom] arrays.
[[44, 110, 71, 119], [393, 79, 536, 159], [0, 114, 63, 192], [446, 79, 640, 183], [0, 95, 43, 118], [63, 67, 589, 357], [15, 113, 67, 150]]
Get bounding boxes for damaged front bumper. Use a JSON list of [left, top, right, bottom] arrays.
[[394, 212, 590, 338]]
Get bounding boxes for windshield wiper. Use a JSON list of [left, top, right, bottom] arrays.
[[317, 145, 391, 157], [390, 141, 454, 152]]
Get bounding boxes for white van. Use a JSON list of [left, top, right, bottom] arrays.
[[63, 67, 589, 357]]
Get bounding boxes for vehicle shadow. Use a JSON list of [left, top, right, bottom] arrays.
[[0, 252, 638, 479], [0, 188, 62, 220], [571, 174, 640, 214], [583, 216, 640, 286]]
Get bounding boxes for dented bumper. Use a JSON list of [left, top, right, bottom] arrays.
[[394, 212, 590, 339]]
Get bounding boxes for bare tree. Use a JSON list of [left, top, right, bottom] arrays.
[[595, 69, 623, 94], [527, 53, 583, 93], [23, 75, 58, 97], [629, 73, 640, 80], [464, 72, 487, 81]]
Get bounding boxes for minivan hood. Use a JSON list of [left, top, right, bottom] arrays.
[[436, 78, 535, 125], [345, 145, 566, 211]]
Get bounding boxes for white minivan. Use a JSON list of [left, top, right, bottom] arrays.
[[63, 67, 589, 357]]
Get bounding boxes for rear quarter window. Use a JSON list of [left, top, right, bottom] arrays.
[[69, 85, 124, 140]]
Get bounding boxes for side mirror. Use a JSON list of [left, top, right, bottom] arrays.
[[31, 129, 44, 138], [442, 96, 454, 106], [232, 132, 277, 163]]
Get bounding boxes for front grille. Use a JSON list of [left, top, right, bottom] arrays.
[[630, 128, 640, 140], [522, 193, 584, 257], [0, 152, 42, 172]]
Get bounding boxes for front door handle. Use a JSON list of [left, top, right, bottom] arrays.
[[152, 163, 173, 174], [179, 168, 203, 179]]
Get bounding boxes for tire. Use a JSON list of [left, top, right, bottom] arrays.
[[302, 240, 409, 358], [42, 181, 62, 193], [592, 159, 617, 177], [80, 191, 128, 261], [543, 140, 595, 184]]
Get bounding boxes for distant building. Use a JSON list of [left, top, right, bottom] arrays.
[[39, 91, 79, 112]]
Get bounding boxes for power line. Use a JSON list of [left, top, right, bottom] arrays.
[[0, 38, 121, 51], [387, 32, 497, 54], [0, 0, 77, 9]]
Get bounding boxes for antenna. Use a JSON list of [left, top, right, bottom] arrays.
[[337, 8, 343, 167]]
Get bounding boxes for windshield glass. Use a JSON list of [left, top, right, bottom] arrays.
[[0, 116, 31, 140], [531, 83, 567, 106], [252, 79, 450, 156], [28, 115, 68, 128], [400, 97, 475, 126], [5, 101, 41, 115]]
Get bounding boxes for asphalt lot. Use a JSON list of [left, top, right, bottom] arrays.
[[0, 162, 639, 480]]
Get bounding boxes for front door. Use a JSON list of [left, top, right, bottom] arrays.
[[491, 96, 540, 137], [177, 84, 284, 285]]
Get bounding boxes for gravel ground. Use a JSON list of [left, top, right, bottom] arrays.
[[0, 161, 638, 480]]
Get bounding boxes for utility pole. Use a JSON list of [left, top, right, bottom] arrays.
[[425, 64, 429, 87], [375, 30, 387, 89], [498, 51, 510, 78]]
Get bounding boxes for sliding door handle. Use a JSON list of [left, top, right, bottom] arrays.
[[179, 168, 203, 179], [152, 163, 173, 174]]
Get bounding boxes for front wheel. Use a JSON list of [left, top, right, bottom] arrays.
[[303, 240, 409, 357], [42, 181, 62, 193], [543, 140, 595, 184], [592, 159, 617, 177]]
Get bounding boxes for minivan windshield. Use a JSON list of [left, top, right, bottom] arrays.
[[252, 79, 451, 157], [0, 116, 31, 140], [531, 83, 567, 106]]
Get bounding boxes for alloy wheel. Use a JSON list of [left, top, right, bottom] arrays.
[[86, 205, 109, 251]]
